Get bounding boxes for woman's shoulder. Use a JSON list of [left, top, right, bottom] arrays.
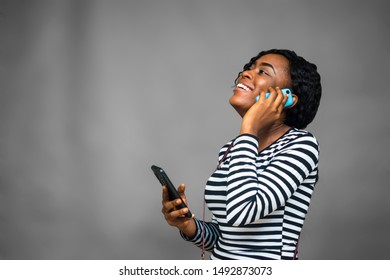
[[285, 128, 318, 142], [281, 128, 320, 155], [273, 128, 319, 153]]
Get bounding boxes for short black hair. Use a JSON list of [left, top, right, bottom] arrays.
[[236, 49, 322, 129]]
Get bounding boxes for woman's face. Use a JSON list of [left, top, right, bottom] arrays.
[[230, 53, 292, 117]]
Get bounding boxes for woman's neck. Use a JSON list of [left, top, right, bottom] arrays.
[[256, 123, 291, 152]]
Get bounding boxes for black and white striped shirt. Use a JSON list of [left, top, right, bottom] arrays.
[[182, 128, 319, 259]]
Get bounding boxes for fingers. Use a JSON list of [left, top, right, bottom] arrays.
[[161, 194, 191, 227], [256, 90, 267, 103], [267, 87, 288, 110], [162, 186, 179, 211], [275, 87, 288, 110], [177, 183, 188, 204], [253, 85, 264, 102], [167, 206, 190, 219], [162, 185, 170, 202], [177, 183, 186, 195], [162, 184, 189, 219]]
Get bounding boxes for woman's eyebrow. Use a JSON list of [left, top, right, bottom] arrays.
[[259, 62, 276, 74]]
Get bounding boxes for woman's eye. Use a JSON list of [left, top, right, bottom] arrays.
[[259, 69, 268, 75]]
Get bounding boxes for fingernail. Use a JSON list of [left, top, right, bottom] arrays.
[[176, 199, 181, 205]]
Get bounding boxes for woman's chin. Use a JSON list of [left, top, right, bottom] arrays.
[[229, 96, 252, 117]]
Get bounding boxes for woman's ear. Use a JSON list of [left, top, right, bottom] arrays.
[[288, 94, 299, 108]]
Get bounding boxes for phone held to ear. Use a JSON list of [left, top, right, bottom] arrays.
[[256, 88, 293, 107], [151, 165, 192, 218]]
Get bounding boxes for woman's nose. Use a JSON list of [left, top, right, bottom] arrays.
[[242, 69, 254, 79]]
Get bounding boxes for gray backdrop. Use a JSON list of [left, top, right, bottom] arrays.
[[1, 0, 389, 259]]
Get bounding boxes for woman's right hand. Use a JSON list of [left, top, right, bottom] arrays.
[[162, 183, 196, 238], [240, 87, 288, 135]]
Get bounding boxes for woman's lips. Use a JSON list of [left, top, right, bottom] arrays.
[[235, 83, 253, 92]]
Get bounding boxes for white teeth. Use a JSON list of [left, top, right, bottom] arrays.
[[237, 83, 250, 91]]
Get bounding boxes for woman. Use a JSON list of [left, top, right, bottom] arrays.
[[162, 49, 321, 260]]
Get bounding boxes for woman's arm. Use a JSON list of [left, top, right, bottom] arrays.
[[180, 216, 221, 252], [226, 133, 319, 226], [162, 184, 221, 251]]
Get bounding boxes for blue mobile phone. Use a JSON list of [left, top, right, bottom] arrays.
[[256, 88, 293, 107]]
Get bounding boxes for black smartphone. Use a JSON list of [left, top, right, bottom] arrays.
[[151, 165, 192, 218]]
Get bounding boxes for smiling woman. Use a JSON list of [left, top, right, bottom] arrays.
[[161, 49, 322, 260], [230, 53, 294, 123], [235, 49, 321, 130]]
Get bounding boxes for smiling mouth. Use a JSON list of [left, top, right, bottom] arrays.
[[236, 83, 252, 91]]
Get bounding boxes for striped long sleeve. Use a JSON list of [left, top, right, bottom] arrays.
[[226, 133, 318, 226], [182, 128, 319, 260]]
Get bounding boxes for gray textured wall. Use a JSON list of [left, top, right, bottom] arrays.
[[0, 0, 389, 259]]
